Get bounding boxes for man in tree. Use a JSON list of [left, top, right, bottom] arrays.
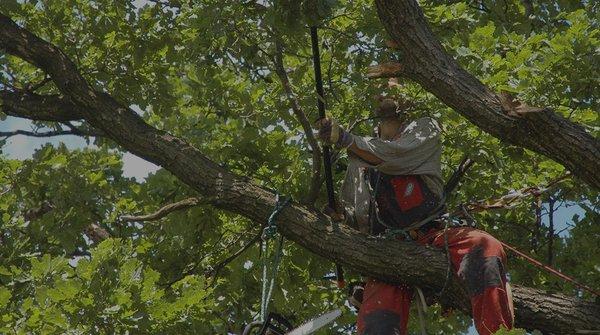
[[316, 98, 514, 335]]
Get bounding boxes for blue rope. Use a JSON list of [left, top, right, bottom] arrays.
[[260, 194, 291, 322], [263, 194, 291, 240]]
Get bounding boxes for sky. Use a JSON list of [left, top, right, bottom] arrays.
[[0, 116, 160, 181]]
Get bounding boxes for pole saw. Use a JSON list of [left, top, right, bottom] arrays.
[[309, 26, 345, 289]]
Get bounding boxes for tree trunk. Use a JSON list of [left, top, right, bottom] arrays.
[[1, 12, 599, 335]]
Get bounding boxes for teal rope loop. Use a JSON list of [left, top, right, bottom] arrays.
[[260, 193, 291, 322], [263, 194, 292, 240]]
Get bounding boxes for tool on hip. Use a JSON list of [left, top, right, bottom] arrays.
[[310, 25, 345, 289]]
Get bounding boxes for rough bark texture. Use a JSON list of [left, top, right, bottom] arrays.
[[374, 0, 600, 190], [0, 89, 83, 121], [1, 12, 599, 335], [512, 286, 600, 334]]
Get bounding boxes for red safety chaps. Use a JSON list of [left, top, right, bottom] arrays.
[[357, 227, 514, 335]]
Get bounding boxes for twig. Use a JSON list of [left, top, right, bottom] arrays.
[[273, 40, 323, 206], [27, 76, 52, 92], [0, 129, 89, 139], [120, 197, 211, 222], [208, 229, 263, 280]]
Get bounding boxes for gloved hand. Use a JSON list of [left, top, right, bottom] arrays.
[[314, 117, 353, 148]]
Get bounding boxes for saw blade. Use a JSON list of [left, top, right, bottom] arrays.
[[286, 309, 342, 335]]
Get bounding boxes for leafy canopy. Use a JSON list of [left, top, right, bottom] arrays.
[[0, 0, 598, 333]]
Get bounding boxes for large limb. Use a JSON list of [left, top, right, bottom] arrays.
[[0, 89, 83, 121], [1, 13, 598, 334], [374, 0, 600, 189]]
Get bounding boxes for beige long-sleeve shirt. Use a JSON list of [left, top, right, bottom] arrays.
[[340, 117, 443, 231]]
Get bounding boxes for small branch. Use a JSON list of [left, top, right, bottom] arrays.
[[0, 129, 97, 139], [27, 76, 52, 92], [348, 116, 377, 133], [160, 228, 261, 287], [273, 40, 322, 206], [208, 229, 262, 279], [366, 62, 404, 79], [120, 197, 208, 222], [62, 121, 104, 137]]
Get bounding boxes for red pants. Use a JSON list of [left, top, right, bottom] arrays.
[[357, 227, 514, 335]]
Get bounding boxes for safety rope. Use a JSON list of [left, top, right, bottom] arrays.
[[500, 240, 600, 297], [260, 194, 291, 322]]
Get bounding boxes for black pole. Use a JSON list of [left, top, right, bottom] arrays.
[[310, 26, 344, 287], [310, 27, 336, 209]]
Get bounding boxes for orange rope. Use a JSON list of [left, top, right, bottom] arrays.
[[500, 240, 600, 297]]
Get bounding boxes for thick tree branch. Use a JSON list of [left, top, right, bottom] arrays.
[[0, 89, 83, 121], [273, 42, 322, 206], [1, 12, 598, 334], [374, 0, 600, 189]]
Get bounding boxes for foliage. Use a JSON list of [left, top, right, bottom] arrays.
[[0, 0, 598, 334]]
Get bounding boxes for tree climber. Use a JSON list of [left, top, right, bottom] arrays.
[[315, 97, 514, 335]]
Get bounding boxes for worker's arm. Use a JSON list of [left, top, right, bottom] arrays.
[[347, 142, 383, 165], [316, 117, 441, 166], [315, 117, 385, 165]]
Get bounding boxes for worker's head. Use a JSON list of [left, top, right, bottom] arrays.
[[374, 97, 406, 140]]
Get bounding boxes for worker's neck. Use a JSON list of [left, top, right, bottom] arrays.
[[379, 119, 404, 140]]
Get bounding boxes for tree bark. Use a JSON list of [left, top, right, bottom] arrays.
[[1, 12, 599, 334], [374, 0, 600, 189], [0, 89, 83, 121]]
